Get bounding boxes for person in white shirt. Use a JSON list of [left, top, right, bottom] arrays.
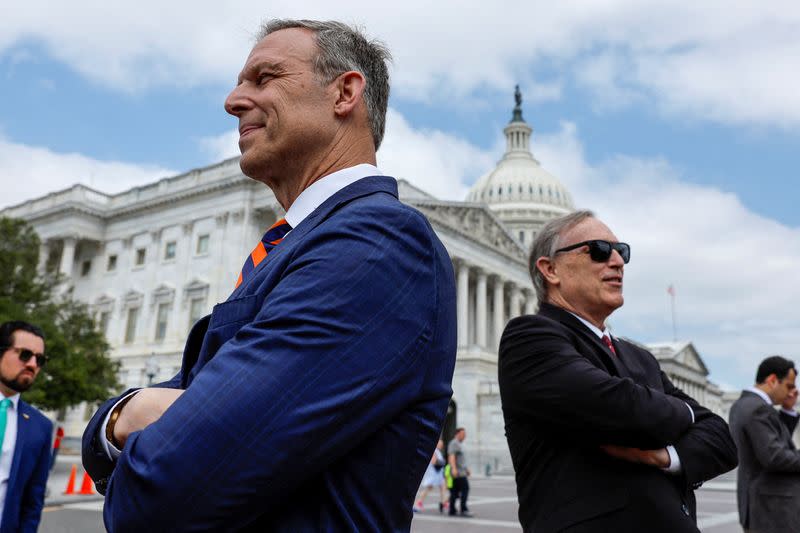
[[0, 320, 52, 533]]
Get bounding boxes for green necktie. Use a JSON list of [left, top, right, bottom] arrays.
[[0, 398, 11, 449]]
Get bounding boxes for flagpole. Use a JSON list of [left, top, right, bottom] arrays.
[[668, 285, 677, 342]]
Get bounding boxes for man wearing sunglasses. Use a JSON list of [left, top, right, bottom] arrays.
[[499, 210, 737, 532], [0, 320, 53, 533]]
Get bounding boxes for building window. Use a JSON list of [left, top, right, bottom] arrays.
[[188, 297, 205, 329], [155, 303, 170, 341], [196, 234, 210, 255], [519, 231, 525, 243], [135, 248, 146, 266], [99, 311, 111, 335], [81, 260, 91, 277], [107, 254, 117, 271], [124, 307, 139, 344], [164, 241, 177, 261]]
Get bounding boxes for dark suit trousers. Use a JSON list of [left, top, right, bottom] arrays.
[[449, 477, 469, 514]]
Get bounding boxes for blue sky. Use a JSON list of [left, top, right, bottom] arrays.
[[1, 1, 799, 389]]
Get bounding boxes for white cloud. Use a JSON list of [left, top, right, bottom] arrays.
[[199, 129, 240, 161], [0, 137, 174, 209], [3, 1, 800, 127], [377, 109, 498, 200], [528, 123, 800, 388]]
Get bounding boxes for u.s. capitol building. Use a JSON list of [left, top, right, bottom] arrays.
[[2, 93, 725, 472]]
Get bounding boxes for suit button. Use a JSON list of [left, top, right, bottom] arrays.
[[681, 504, 689, 516]]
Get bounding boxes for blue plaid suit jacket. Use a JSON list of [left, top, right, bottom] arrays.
[[82, 176, 457, 532]]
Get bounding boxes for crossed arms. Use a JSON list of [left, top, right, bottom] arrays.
[[498, 315, 737, 485]]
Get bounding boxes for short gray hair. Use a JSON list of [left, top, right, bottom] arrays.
[[258, 19, 392, 150], [529, 210, 595, 304]]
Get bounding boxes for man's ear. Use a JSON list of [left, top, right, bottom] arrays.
[[536, 256, 560, 287], [333, 71, 366, 118]]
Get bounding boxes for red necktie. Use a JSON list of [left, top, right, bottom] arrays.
[[602, 335, 617, 356], [235, 218, 292, 288]]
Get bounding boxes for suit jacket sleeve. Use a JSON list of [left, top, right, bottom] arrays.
[[19, 416, 53, 533], [779, 409, 800, 435], [82, 373, 183, 493], [659, 372, 738, 486], [744, 403, 800, 472], [101, 206, 447, 532], [499, 315, 693, 447]]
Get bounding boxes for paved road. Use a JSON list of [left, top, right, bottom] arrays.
[[40, 466, 742, 532]]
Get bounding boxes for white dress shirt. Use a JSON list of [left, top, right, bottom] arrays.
[[567, 312, 686, 474], [100, 163, 384, 460], [0, 393, 21, 525], [747, 386, 773, 407]]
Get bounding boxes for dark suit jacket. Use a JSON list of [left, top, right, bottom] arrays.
[[779, 408, 799, 437], [81, 176, 458, 532], [498, 303, 737, 533], [728, 390, 800, 533], [1, 400, 52, 533]]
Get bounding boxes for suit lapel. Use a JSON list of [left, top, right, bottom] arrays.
[[228, 175, 397, 301], [7, 401, 30, 496], [538, 303, 630, 377]]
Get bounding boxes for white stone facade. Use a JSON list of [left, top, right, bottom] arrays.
[[1, 94, 730, 473]]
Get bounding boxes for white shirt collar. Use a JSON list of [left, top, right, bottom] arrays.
[[747, 387, 774, 406], [568, 311, 610, 339], [1, 393, 20, 410], [284, 164, 383, 229]]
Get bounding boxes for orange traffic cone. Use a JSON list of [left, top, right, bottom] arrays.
[[63, 464, 77, 495], [78, 471, 95, 495]]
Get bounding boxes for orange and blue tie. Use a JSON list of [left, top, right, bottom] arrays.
[[235, 218, 292, 289]]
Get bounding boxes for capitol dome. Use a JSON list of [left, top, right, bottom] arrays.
[[467, 87, 574, 246]]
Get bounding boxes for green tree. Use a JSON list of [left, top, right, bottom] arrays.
[[0, 217, 120, 411]]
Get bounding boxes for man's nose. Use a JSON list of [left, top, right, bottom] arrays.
[[608, 248, 625, 266], [224, 85, 250, 117]]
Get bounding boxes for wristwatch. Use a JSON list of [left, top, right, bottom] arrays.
[[105, 394, 135, 448]]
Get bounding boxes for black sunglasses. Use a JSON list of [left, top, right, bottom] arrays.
[[9, 347, 48, 368], [554, 239, 631, 264]]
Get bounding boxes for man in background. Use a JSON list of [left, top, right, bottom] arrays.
[[500, 210, 737, 532], [447, 427, 472, 517], [82, 19, 457, 532], [729, 355, 800, 533], [0, 320, 52, 533]]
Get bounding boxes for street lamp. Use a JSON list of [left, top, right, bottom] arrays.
[[145, 354, 160, 386]]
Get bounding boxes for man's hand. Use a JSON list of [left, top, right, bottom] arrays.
[[782, 388, 798, 411], [113, 388, 184, 448], [600, 445, 671, 469]]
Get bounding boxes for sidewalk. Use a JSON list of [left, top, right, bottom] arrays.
[[45, 452, 104, 506]]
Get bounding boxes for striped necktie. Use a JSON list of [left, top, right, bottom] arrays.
[[0, 398, 11, 450], [235, 218, 292, 288]]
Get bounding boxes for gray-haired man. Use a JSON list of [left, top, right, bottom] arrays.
[[499, 210, 737, 532]]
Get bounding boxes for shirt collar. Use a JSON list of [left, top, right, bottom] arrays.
[[1, 392, 20, 410], [747, 387, 774, 406], [568, 311, 610, 339], [284, 164, 382, 229]]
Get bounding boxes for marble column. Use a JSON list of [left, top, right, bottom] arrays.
[[509, 286, 522, 319], [37, 241, 50, 273], [475, 270, 487, 348], [492, 276, 505, 347], [457, 261, 470, 347], [59, 237, 77, 277], [524, 289, 537, 315]]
